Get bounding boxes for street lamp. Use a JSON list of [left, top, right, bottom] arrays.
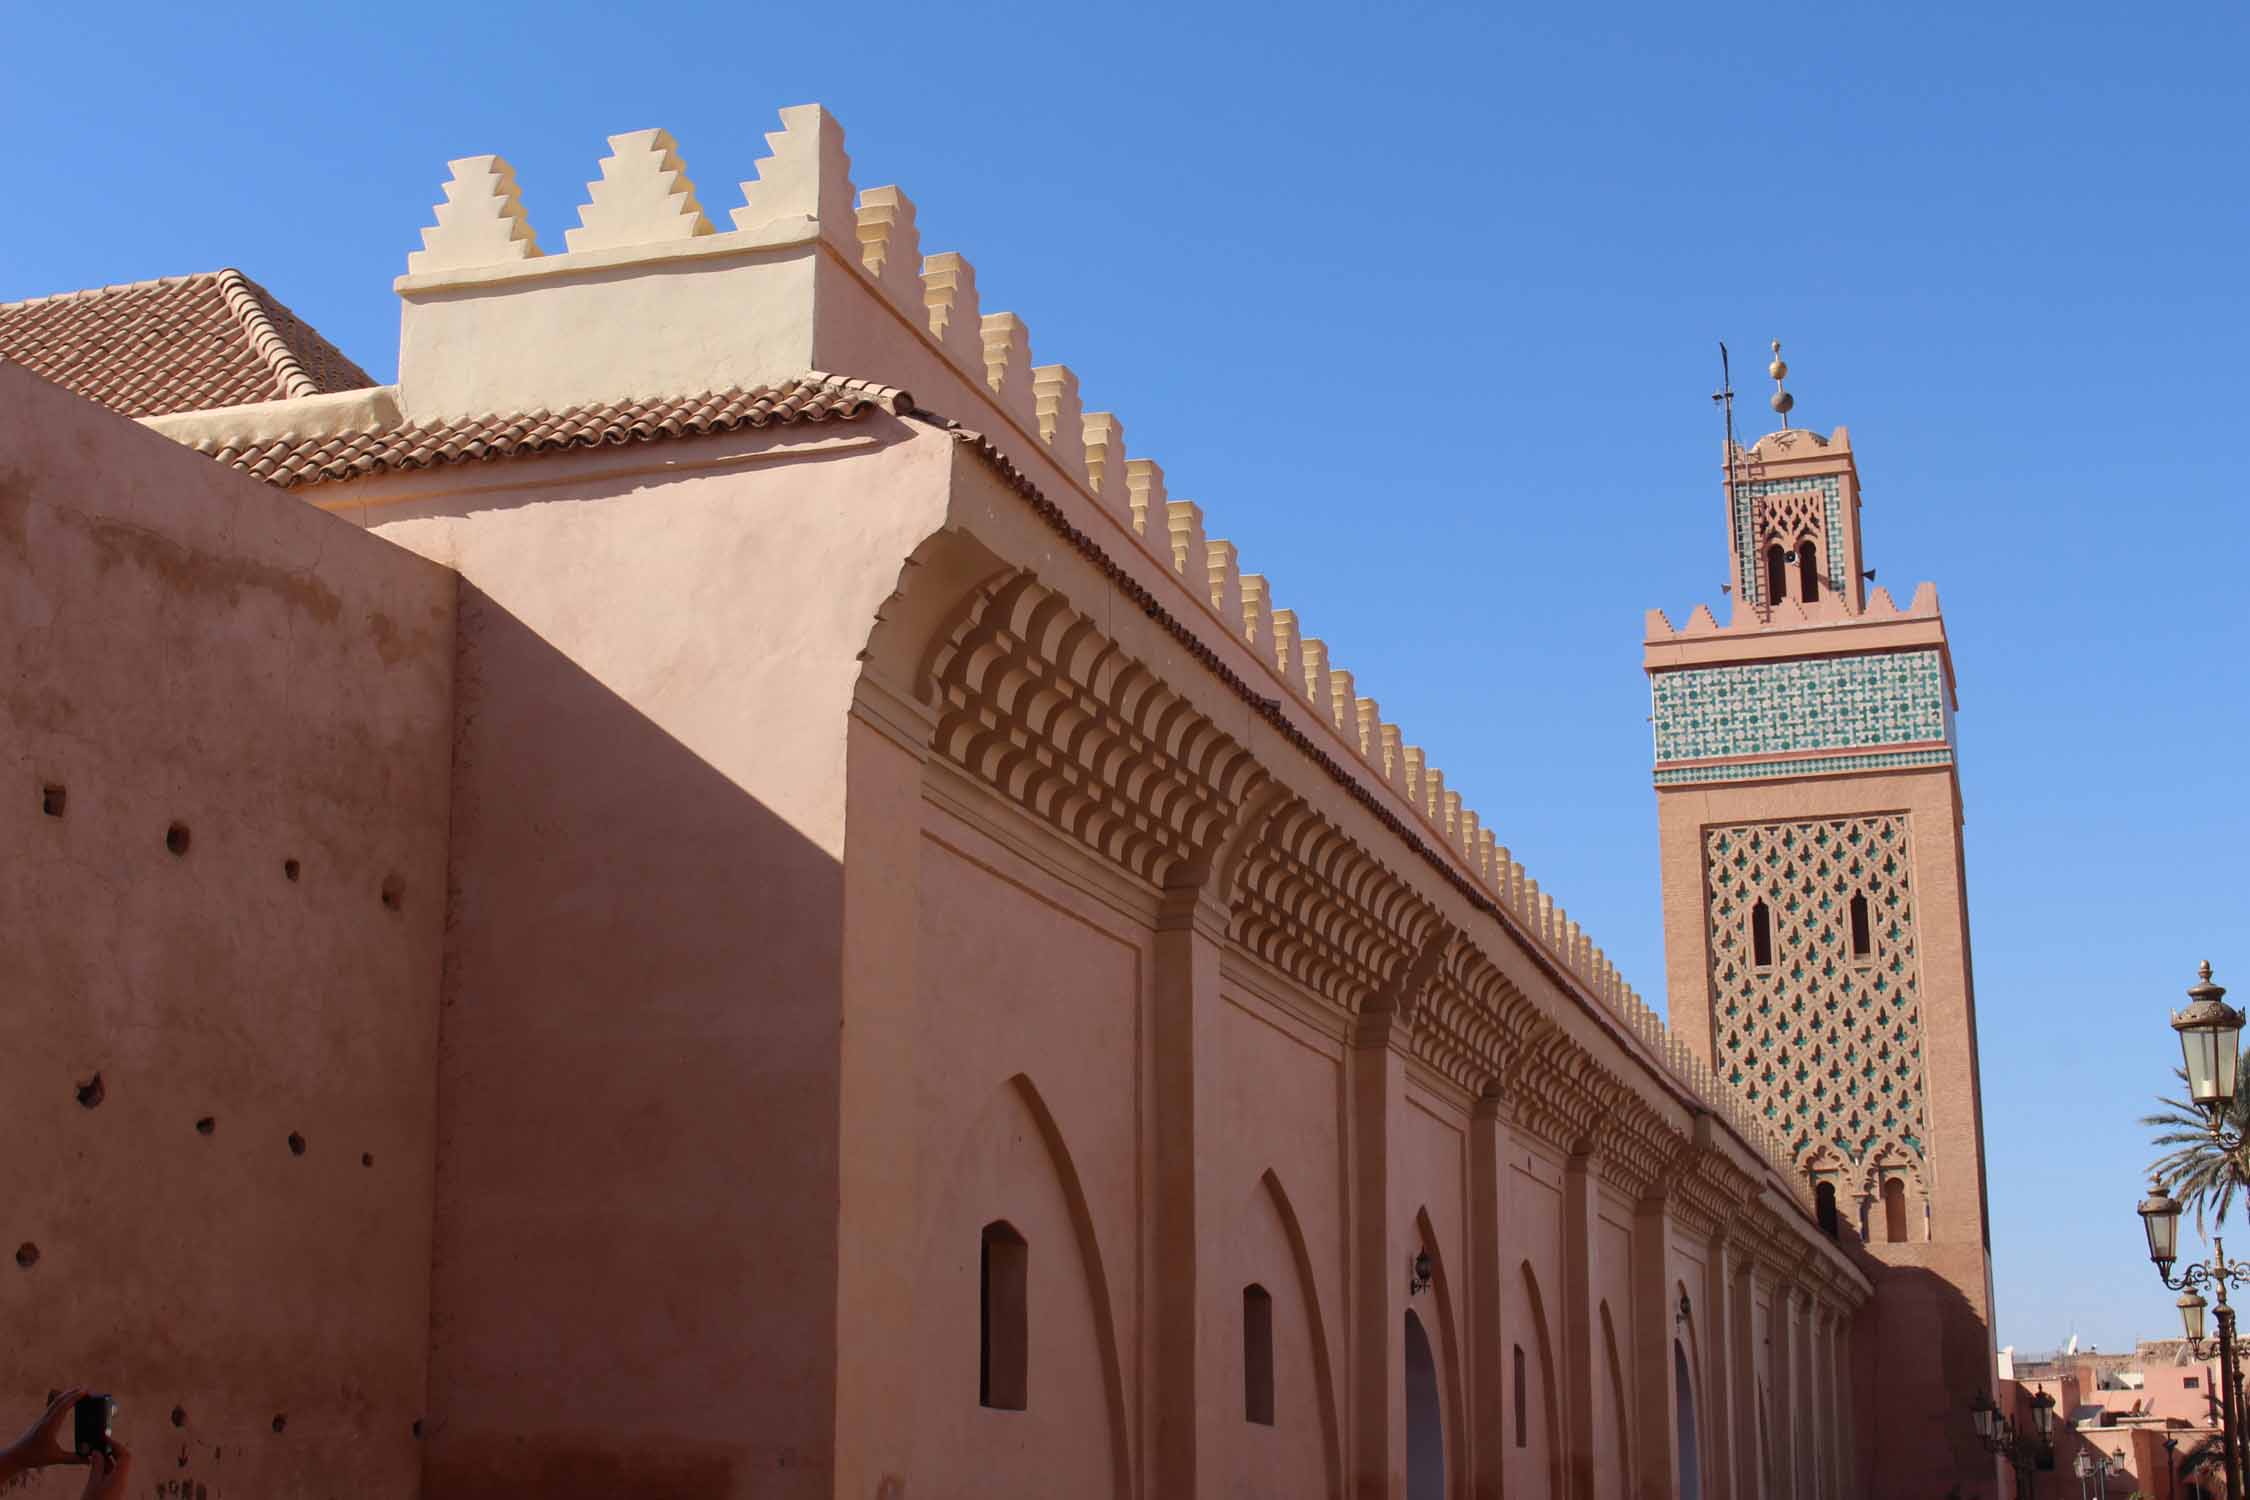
[[2141, 965, 2250, 1500], [2172, 961, 2244, 1129], [1971, 1390, 2052, 1497]]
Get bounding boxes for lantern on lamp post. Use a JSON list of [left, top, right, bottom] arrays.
[[2172, 961, 2244, 1131]]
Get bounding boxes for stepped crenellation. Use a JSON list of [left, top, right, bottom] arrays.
[[385, 102, 1805, 1189]]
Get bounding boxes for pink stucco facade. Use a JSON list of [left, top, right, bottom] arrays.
[[0, 106, 2006, 1498]]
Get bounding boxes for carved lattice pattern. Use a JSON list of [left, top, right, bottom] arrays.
[[1703, 815, 1928, 1175]]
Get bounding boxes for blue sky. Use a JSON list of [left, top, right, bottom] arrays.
[[6, 1, 2244, 1354]]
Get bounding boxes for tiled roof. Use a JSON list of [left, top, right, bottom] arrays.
[[0, 270, 375, 418], [193, 374, 913, 489]]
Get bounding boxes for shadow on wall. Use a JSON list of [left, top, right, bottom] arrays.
[[422, 582, 848, 1500], [1853, 1262, 1993, 1497]]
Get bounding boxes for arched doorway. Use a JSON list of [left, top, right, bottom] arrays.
[[1405, 1308, 1444, 1500], [1674, 1340, 1702, 1500]]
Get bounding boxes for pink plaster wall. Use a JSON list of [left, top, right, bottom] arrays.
[[347, 419, 956, 1499], [1, 364, 455, 1498], [908, 821, 1141, 1497]]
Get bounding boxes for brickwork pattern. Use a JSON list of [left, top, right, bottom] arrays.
[[1704, 814, 1930, 1173]]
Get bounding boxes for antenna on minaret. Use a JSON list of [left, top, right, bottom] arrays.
[[1769, 339, 1795, 428], [1715, 341, 1740, 598]]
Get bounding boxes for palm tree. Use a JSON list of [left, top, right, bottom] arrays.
[[2176, 1432, 2226, 1497], [2145, 1053, 2250, 1231]]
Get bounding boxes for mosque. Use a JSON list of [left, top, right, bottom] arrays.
[[1, 104, 1995, 1498]]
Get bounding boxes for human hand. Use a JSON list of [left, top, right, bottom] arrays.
[[77, 1444, 129, 1500], [0, 1388, 88, 1478]]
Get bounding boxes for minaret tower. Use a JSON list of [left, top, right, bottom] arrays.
[[1645, 349, 1996, 1497]]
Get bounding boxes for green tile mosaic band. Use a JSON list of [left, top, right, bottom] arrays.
[[1652, 748, 1954, 787], [1651, 647, 1950, 766]]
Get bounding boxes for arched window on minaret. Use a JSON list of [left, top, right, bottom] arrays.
[[1848, 893, 1872, 960], [1882, 1177, 1908, 1243], [1798, 542, 1820, 604], [1750, 900, 1774, 969], [1764, 545, 1789, 605], [1814, 1180, 1839, 1239]]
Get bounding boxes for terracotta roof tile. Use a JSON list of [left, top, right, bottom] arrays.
[[194, 373, 913, 489], [0, 270, 375, 418]]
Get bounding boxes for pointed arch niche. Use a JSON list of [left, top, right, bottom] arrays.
[[911, 1073, 1129, 1498]]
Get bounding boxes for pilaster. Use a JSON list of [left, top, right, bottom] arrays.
[[1469, 1088, 1510, 1500], [1562, 1145, 1599, 1500], [1152, 877, 1232, 1497], [1631, 1193, 1679, 1500], [834, 689, 935, 1495]]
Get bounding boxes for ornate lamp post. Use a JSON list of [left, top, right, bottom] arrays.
[[2074, 1448, 2116, 1499], [2139, 964, 2250, 1500], [1970, 1389, 2055, 1496]]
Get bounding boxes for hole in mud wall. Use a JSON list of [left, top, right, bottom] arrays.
[[170, 1407, 186, 1428], [283, 858, 301, 882], [75, 1073, 104, 1109], [411, 1420, 424, 1440], [361, 1153, 374, 1168], [271, 1415, 286, 1434], [195, 1116, 216, 1136], [166, 823, 191, 857], [380, 873, 405, 911], [15, 1243, 38, 1269], [40, 784, 65, 817], [287, 1132, 306, 1156]]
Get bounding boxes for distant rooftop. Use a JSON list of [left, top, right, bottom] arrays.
[[0, 270, 373, 418]]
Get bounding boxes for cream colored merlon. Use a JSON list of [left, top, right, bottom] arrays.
[[1082, 412, 1126, 502], [1441, 789, 1461, 845], [733, 103, 855, 250], [1401, 746, 1425, 811], [1356, 700, 1383, 767], [1268, 609, 1304, 697], [1459, 810, 1481, 872], [1375, 724, 1400, 788], [1207, 541, 1245, 634], [1032, 365, 1085, 472], [921, 252, 984, 371], [855, 185, 923, 312], [1299, 638, 1330, 710], [1165, 500, 1208, 587], [1327, 669, 1355, 741], [565, 129, 713, 255], [1239, 574, 1271, 652], [409, 155, 540, 274], [979, 314, 1033, 426], [1125, 458, 1165, 538], [1423, 767, 1446, 829]]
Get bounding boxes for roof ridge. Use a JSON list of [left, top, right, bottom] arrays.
[[0, 269, 214, 315], [211, 269, 323, 401], [193, 371, 909, 489]]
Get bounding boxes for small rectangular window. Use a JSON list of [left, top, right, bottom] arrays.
[[980, 1221, 1028, 1411], [1243, 1285, 1274, 1425], [2186, 1376, 2201, 1390], [1513, 1344, 1527, 1446]]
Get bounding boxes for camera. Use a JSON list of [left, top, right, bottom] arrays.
[[71, 1395, 114, 1459]]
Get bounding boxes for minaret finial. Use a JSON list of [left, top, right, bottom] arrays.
[[1769, 339, 1795, 428]]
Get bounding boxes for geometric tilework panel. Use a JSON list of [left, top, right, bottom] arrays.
[[1733, 474, 1843, 605], [1703, 815, 1928, 1172], [1651, 648, 1951, 765]]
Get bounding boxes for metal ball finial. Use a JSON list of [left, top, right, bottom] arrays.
[[1768, 339, 1794, 426]]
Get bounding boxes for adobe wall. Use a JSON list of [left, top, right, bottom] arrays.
[[324, 414, 956, 1499], [0, 363, 456, 1497]]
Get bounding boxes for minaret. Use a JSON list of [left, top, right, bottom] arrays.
[[1645, 350, 1997, 1498]]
